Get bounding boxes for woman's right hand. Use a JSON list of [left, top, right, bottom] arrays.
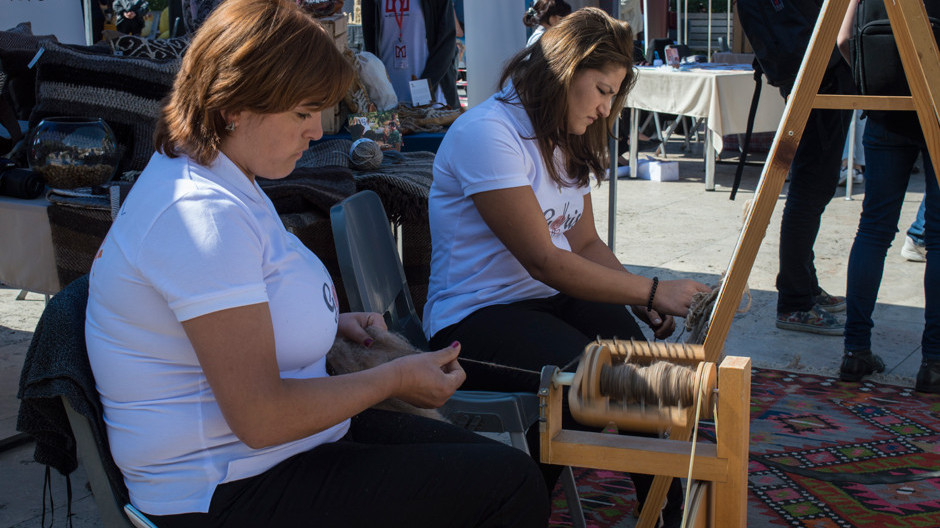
[[653, 279, 712, 317], [390, 342, 466, 408]]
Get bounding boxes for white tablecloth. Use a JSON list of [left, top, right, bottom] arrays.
[[626, 65, 786, 157], [0, 195, 59, 295]]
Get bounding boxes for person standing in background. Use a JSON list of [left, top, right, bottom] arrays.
[[901, 197, 928, 262], [113, 0, 150, 35], [362, 0, 459, 108], [837, 0, 939, 391], [523, 0, 572, 47]]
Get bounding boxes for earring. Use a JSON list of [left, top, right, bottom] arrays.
[[225, 122, 236, 132]]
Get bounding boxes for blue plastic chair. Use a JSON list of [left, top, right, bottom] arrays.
[[330, 190, 585, 526]]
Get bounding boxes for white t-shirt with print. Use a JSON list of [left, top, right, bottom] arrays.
[[85, 151, 348, 516], [423, 83, 591, 338]]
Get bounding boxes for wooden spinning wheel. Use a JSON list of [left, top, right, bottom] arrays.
[[539, 344, 749, 528]]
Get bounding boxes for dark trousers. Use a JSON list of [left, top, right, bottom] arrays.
[[149, 409, 549, 528], [116, 15, 145, 35], [845, 118, 940, 361], [429, 294, 682, 520], [776, 63, 854, 313], [430, 293, 645, 394]]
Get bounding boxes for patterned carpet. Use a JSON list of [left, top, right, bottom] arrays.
[[548, 368, 940, 527]]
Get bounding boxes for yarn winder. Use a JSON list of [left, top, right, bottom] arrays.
[[538, 341, 750, 528]]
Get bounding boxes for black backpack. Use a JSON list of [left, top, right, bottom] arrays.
[[736, 0, 824, 93], [851, 0, 940, 96]]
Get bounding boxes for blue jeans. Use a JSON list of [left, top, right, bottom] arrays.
[[907, 196, 926, 244], [844, 118, 940, 361]]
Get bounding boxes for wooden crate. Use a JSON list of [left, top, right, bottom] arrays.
[[321, 104, 347, 135], [317, 13, 348, 51], [318, 13, 347, 38]]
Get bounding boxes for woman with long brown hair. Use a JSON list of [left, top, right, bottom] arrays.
[[425, 8, 709, 524]]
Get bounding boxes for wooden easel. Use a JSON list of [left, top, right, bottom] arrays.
[[540, 1, 940, 526]]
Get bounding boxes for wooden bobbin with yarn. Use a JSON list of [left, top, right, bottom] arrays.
[[568, 339, 717, 433]]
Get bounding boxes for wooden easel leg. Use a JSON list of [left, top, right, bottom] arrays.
[[636, 423, 692, 528], [713, 356, 751, 527]]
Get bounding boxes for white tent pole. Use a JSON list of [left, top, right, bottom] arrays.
[[465, 0, 524, 108], [643, 0, 649, 59], [726, 0, 731, 50], [683, 0, 688, 46], [679, 0, 684, 44], [84, 0, 93, 45], [707, 0, 712, 61]]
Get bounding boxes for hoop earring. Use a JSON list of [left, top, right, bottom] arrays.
[[225, 122, 236, 132]]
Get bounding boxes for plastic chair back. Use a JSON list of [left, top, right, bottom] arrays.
[[329, 190, 427, 348], [62, 398, 156, 528]]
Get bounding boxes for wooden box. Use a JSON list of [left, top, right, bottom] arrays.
[[321, 103, 347, 135], [317, 13, 348, 51]]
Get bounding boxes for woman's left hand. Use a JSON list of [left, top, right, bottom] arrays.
[[338, 312, 387, 346], [631, 305, 676, 340]]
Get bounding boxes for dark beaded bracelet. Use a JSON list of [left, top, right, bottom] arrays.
[[646, 276, 659, 312]]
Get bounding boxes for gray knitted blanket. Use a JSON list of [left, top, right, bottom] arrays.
[[297, 139, 434, 225], [16, 275, 129, 504]]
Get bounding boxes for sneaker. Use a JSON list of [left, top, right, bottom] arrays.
[[915, 360, 940, 394], [814, 288, 845, 313], [839, 350, 886, 382], [776, 305, 844, 335], [838, 167, 864, 186], [900, 236, 927, 262]]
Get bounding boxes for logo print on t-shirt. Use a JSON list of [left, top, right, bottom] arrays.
[[322, 282, 339, 323], [544, 201, 583, 238]]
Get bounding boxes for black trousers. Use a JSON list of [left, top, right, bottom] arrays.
[[776, 62, 854, 313], [430, 294, 683, 523], [149, 409, 549, 528]]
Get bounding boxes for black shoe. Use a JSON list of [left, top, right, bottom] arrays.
[[839, 350, 885, 382], [915, 360, 940, 394], [637, 138, 662, 152]]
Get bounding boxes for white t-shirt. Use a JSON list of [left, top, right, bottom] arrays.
[[378, 0, 444, 104], [526, 24, 546, 48], [423, 84, 591, 338], [85, 151, 348, 516]]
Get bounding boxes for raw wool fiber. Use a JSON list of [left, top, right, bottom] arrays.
[[396, 103, 462, 134], [28, 41, 180, 173], [327, 326, 446, 422]]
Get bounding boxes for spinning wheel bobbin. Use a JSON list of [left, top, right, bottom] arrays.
[[569, 341, 717, 433]]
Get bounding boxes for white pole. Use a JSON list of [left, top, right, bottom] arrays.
[[683, 0, 689, 46], [84, 0, 93, 45], [707, 0, 712, 62], [465, 0, 525, 108], [726, 0, 731, 50], [643, 0, 649, 58]]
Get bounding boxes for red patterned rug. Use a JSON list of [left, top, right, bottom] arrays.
[[548, 368, 940, 527]]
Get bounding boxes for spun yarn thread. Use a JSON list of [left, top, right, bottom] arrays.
[[599, 361, 696, 407]]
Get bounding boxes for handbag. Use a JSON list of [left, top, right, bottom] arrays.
[[852, 0, 940, 96], [736, 0, 823, 93]]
